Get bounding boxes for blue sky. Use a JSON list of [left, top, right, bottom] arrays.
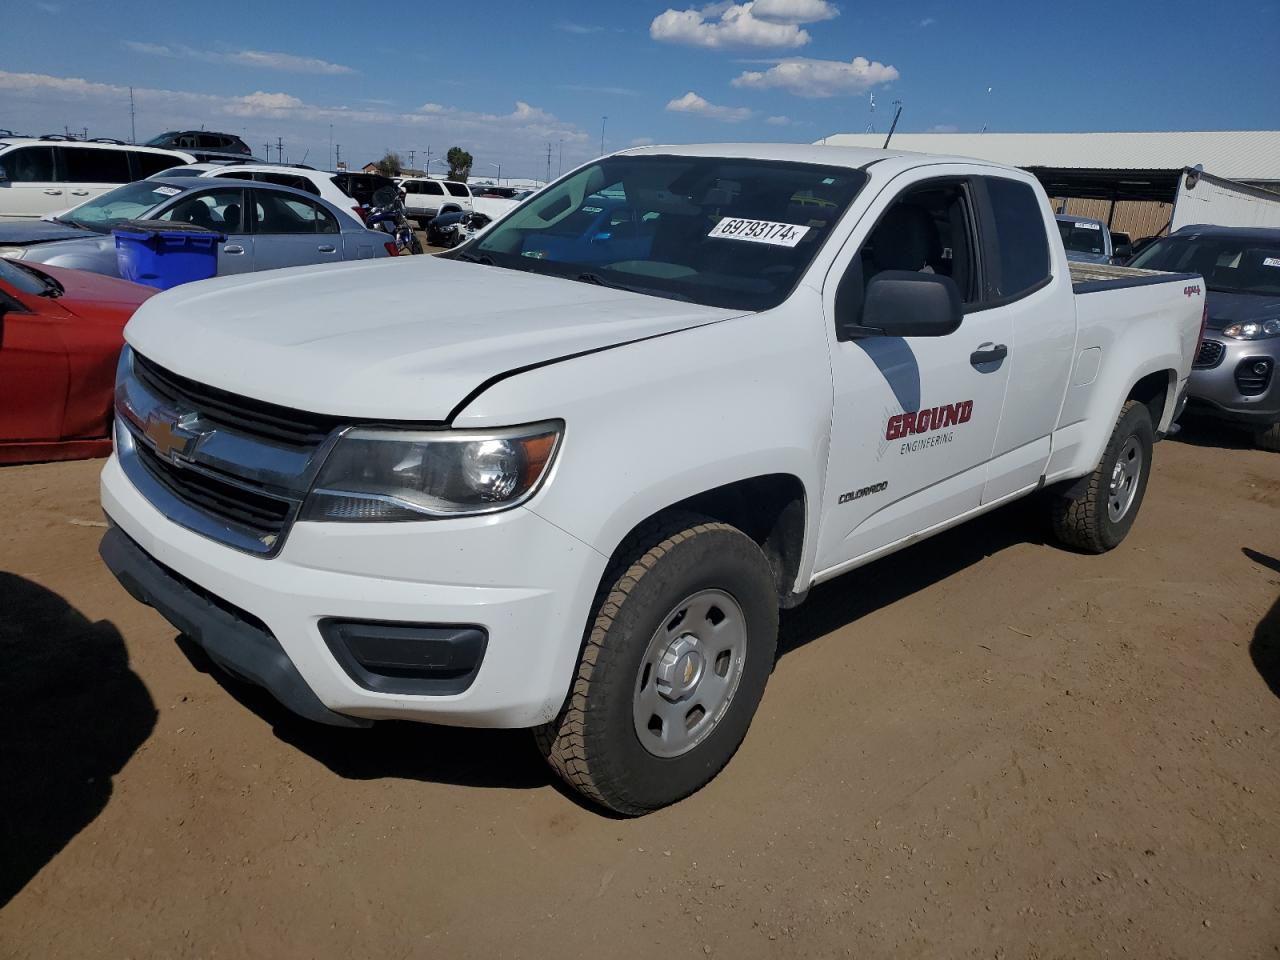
[[3, 0, 1278, 180]]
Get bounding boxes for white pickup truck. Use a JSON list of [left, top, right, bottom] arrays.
[[398, 176, 518, 226], [99, 143, 1204, 815]]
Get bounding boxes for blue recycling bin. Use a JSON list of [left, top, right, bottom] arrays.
[[113, 220, 225, 291]]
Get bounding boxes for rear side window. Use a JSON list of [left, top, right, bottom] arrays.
[[444, 182, 469, 197], [133, 151, 182, 179], [256, 172, 319, 195], [2, 146, 55, 181], [984, 177, 1051, 299], [60, 147, 131, 184], [423, 181, 445, 195]]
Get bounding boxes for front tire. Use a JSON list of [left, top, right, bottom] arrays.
[[535, 515, 779, 816], [1051, 399, 1154, 553]]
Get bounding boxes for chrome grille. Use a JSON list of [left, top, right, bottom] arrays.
[[116, 347, 342, 556], [134, 352, 340, 449], [133, 441, 291, 541], [1193, 339, 1225, 368]]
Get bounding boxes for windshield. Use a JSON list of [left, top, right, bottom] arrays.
[[58, 180, 177, 231], [464, 155, 867, 311], [1129, 235, 1280, 296], [144, 132, 177, 147], [0, 257, 56, 296], [1057, 219, 1107, 255]]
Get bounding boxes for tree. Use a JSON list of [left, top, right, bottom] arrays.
[[374, 150, 402, 177], [446, 146, 473, 182]]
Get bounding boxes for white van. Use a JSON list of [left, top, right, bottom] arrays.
[[0, 138, 195, 219]]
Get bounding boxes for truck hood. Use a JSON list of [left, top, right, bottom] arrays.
[[1204, 290, 1280, 330], [124, 255, 743, 421], [0, 219, 96, 246]]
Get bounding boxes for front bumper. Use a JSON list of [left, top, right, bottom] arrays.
[[1186, 337, 1279, 427], [100, 453, 608, 728]]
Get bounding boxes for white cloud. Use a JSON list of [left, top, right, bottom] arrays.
[[919, 16, 936, 26], [751, 0, 839, 24], [630, 137, 656, 146], [650, 3, 811, 49], [559, 83, 641, 97], [765, 115, 792, 125], [927, 124, 958, 132], [665, 91, 754, 122], [123, 41, 355, 75], [556, 21, 604, 33], [0, 70, 588, 177], [732, 55, 899, 97]]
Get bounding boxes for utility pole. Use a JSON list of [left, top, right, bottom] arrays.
[[129, 86, 136, 143], [546, 142, 552, 183], [600, 116, 607, 156], [263, 142, 271, 163], [335, 143, 342, 170], [407, 149, 415, 171], [276, 136, 284, 164]]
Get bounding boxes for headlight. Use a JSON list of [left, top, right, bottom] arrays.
[[300, 421, 562, 521], [1222, 318, 1280, 340], [0, 246, 25, 259]]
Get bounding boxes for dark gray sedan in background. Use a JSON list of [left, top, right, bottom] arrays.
[[1130, 224, 1280, 451], [0, 177, 393, 277]]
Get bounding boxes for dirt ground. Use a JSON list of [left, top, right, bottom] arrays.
[[1, 424, 1277, 959]]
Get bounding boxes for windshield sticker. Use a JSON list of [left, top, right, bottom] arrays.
[[1073, 221, 1101, 230], [151, 186, 182, 196], [709, 217, 810, 247], [1263, 257, 1280, 268]]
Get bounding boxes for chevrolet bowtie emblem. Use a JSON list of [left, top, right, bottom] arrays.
[[143, 407, 208, 462]]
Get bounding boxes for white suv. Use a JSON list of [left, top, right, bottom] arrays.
[[0, 138, 195, 219]]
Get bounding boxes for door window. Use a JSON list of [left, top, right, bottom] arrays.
[[422, 180, 445, 195], [2, 146, 56, 182], [253, 191, 335, 234], [59, 147, 132, 184], [157, 188, 245, 232], [255, 172, 320, 195], [838, 179, 980, 325], [444, 182, 470, 198], [983, 177, 1051, 301]]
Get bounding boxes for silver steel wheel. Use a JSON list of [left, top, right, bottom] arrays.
[[632, 588, 748, 759], [1108, 435, 1144, 522]]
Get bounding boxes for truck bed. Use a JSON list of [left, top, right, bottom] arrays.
[[1070, 261, 1197, 294]]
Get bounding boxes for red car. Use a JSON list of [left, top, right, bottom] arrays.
[[0, 258, 155, 464]]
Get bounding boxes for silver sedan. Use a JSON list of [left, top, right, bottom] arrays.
[[0, 176, 393, 277]]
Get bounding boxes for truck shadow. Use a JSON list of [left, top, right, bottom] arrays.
[[175, 495, 1048, 808], [175, 638, 551, 791], [0, 573, 157, 908], [1244, 548, 1280, 699], [779, 493, 1047, 655]]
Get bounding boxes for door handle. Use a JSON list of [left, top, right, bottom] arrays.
[[223, 244, 244, 254], [43, 188, 63, 195], [970, 343, 1008, 368], [317, 244, 336, 253], [69, 189, 89, 196]]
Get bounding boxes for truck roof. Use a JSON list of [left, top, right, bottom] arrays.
[[615, 142, 1013, 175]]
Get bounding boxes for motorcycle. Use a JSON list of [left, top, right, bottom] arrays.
[[366, 185, 423, 255]]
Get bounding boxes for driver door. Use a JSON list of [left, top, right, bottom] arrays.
[[156, 187, 254, 274], [814, 169, 1014, 574]]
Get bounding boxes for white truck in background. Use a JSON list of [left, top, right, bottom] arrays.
[[398, 176, 519, 226], [99, 143, 1203, 816]]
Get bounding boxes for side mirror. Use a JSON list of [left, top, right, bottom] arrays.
[[840, 270, 963, 340], [1113, 244, 1132, 259]]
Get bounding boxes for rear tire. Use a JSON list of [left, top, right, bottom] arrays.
[[535, 515, 779, 816], [1257, 422, 1280, 452], [1051, 400, 1154, 553]]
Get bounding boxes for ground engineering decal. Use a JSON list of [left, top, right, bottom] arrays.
[[884, 400, 974, 455]]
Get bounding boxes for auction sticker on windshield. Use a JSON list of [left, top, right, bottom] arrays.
[[709, 218, 810, 247]]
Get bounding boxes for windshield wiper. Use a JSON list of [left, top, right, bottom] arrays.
[[574, 272, 693, 302], [452, 251, 494, 265]]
